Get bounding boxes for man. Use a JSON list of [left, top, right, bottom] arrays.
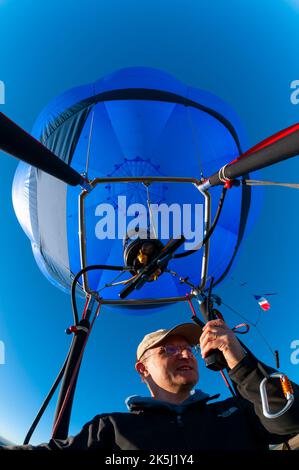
[[1, 320, 299, 450], [134, 319, 247, 405]]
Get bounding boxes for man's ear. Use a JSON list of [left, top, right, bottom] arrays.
[[135, 360, 149, 379]]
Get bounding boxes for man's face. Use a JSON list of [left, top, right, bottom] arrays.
[[139, 335, 199, 394]]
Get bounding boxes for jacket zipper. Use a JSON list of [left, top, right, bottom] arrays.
[[176, 414, 183, 427]]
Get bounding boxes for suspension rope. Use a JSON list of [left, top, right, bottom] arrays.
[[103, 273, 139, 288], [23, 344, 73, 444], [85, 106, 95, 177], [221, 300, 278, 361], [51, 301, 102, 438], [186, 105, 205, 177], [219, 370, 237, 397], [174, 187, 227, 258], [244, 179, 299, 189], [145, 183, 158, 239], [82, 294, 91, 320], [165, 268, 198, 290]]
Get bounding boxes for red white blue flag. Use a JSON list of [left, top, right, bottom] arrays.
[[254, 295, 271, 311]]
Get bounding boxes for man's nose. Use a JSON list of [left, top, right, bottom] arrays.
[[179, 348, 193, 359]]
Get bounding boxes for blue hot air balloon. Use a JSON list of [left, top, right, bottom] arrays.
[[6, 67, 299, 442], [0, 67, 299, 443], [11, 67, 260, 309]]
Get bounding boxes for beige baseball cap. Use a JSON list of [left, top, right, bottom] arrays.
[[136, 322, 203, 361]]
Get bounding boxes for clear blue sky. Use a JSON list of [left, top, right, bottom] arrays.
[[0, 0, 299, 445]]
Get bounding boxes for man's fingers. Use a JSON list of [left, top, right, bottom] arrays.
[[200, 326, 226, 345], [200, 327, 230, 358], [200, 337, 226, 358], [200, 330, 225, 350], [202, 319, 226, 330]]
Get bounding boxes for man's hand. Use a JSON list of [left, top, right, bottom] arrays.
[[199, 319, 246, 369]]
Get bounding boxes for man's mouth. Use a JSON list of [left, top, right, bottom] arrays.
[[176, 366, 193, 371]]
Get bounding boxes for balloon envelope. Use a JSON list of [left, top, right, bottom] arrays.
[[12, 67, 260, 308]]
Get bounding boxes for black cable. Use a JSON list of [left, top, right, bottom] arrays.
[[174, 187, 227, 258], [51, 318, 91, 440], [71, 264, 129, 324], [206, 276, 214, 321], [23, 337, 75, 444], [24, 265, 128, 444]]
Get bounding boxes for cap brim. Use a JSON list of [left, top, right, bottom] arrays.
[[153, 322, 203, 348]]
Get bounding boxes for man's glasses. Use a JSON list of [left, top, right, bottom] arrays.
[[143, 344, 200, 360]]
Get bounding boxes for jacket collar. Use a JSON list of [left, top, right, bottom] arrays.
[[126, 389, 220, 413]]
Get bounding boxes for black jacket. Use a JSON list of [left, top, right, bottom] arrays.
[[2, 354, 299, 450]]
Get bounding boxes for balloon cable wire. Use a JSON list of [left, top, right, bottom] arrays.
[[145, 184, 158, 239], [174, 187, 227, 258], [244, 179, 299, 189], [23, 342, 73, 445], [84, 106, 95, 177], [22, 293, 93, 444], [51, 301, 101, 439], [186, 104, 205, 178]]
